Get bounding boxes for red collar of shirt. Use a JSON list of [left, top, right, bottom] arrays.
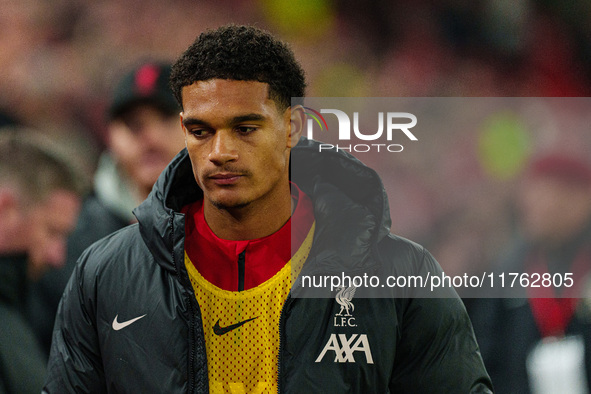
[[182, 182, 314, 291]]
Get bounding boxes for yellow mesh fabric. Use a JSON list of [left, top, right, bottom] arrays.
[[185, 223, 314, 394]]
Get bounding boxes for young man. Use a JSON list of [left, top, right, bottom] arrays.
[[45, 25, 492, 393], [0, 129, 83, 394]]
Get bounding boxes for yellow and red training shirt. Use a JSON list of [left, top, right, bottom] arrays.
[[183, 184, 314, 393]]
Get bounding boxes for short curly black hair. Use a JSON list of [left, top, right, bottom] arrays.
[[170, 25, 306, 111]]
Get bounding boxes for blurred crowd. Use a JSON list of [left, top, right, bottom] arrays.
[[1, 0, 591, 241], [2, 0, 590, 140], [2, 0, 591, 393]]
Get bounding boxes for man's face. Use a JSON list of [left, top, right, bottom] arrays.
[[180, 79, 294, 211], [109, 106, 185, 197], [27, 190, 81, 280]]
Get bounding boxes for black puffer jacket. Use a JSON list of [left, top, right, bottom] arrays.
[[44, 138, 493, 393]]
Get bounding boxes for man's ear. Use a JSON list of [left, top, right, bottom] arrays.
[[287, 105, 305, 148]]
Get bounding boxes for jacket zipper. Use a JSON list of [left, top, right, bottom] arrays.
[[277, 294, 294, 394], [172, 212, 207, 393], [238, 250, 246, 291], [186, 273, 207, 393], [188, 294, 197, 392]]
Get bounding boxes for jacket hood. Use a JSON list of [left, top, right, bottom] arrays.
[[134, 137, 392, 274]]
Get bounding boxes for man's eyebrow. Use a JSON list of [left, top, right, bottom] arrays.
[[231, 113, 266, 124], [182, 114, 266, 128], [182, 117, 210, 128]]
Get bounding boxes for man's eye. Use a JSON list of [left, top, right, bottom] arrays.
[[237, 126, 257, 134], [189, 129, 210, 137]]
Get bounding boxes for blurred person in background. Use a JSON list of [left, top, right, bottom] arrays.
[[471, 154, 591, 394], [28, 61, 185, 355], [0, 129, 83, 394]]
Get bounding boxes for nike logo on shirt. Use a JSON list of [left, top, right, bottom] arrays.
[[112, 314, 147, 330], [213, 317, 258, 335]]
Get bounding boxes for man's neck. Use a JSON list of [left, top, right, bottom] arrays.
[[203, 192, 293, 241]]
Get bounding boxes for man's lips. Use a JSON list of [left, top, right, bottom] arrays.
[[208, 173, 243, 185]]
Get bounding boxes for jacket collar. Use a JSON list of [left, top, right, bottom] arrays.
[[134, 137, 391, 274]]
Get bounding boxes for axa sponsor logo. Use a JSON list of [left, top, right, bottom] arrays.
[[315, 334, 374, 364], [304, 107, 417, 153]]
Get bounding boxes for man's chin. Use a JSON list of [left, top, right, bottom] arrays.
[[211, 199, 250, 210]]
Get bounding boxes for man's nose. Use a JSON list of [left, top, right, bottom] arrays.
[[208, 131, 238, 165]]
